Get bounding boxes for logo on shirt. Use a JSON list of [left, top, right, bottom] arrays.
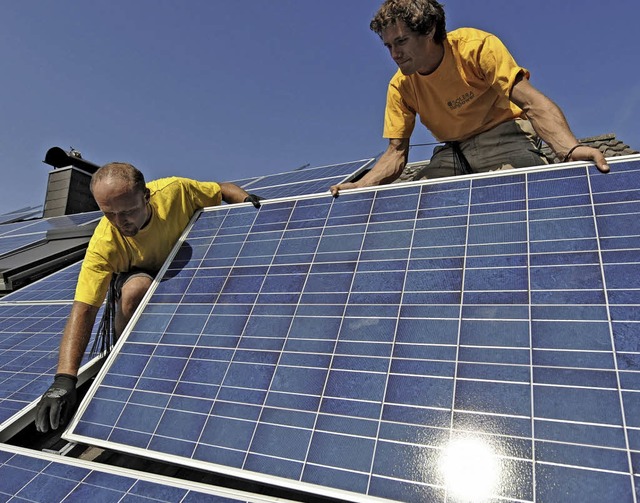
[[447, 91, 475, 110]]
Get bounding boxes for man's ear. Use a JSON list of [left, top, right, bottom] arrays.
[[144, 188, 151, 201], [426, 26, 436, 40]]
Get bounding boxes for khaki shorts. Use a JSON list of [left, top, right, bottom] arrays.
[[113, 269, 156, 300], [414, 118, 548, 180], [91, 269, 156, 355]]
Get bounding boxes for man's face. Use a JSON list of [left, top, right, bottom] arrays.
[[93, 179, 149, 237], [382, 21, 433, 75]]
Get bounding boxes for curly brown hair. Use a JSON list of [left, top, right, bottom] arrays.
[[370, 0, 446, 42]]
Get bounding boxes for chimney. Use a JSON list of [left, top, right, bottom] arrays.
[[42, 147, 100, 217]]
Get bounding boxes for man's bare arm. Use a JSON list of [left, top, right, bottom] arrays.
[[35, 301, 98, 432], [510, 76, 609, 173], [56, 301, 100, 376], [330, 138, 410, 196], [219, 182, 253, 204]]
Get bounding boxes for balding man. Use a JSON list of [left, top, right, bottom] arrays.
[[35, 163, 261, 432]]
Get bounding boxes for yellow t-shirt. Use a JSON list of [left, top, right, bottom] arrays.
[[383, 27, 528, 142], [75, 177, 222, 307]]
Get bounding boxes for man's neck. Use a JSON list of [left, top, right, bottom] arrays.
[[417, 39, 445, 76], [141, 203, 152, 230]]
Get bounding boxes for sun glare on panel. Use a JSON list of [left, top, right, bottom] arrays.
[[439, 437, 501, 501]]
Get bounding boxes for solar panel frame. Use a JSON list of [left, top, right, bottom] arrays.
[[0, 443, 295, 502], [64, 155, 640, 502]]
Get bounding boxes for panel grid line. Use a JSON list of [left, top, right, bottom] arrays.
[[526, 170, 538, 503], [297, 192, 376, 481], [587, 166, 638, 501], [366, 187, 422, 495], [149, 206, 248, 454], [442, 178, 473, 503], [160, 206, 261, 455], [237, 199, 310, 470]]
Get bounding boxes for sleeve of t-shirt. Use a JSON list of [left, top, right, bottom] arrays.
[[382, 78, 417, 139], [477, 33, 530, 97], [73, 219, 124, 307], [184, 179, 223, 209], [74, 248, 114, 307]]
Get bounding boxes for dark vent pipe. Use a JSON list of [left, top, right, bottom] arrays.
[[43, 147, 101, 174]]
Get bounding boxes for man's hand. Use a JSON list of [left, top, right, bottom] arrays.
[[244, 194, 263, 208], [34, 374, 78, 433], [566, 145, 610, 174], [330, 139, 410, 197], [330, 182, 361, 197], [510, 77, 610, 175]]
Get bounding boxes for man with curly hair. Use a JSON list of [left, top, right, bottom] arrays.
[[331, 0, 608, 194]]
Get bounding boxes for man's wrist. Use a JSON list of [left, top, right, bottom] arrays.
[[54, 373, 78, 384], [244, 194, 263, 208], [562, 143, 583, 162]]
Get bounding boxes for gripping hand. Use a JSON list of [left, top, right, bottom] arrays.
[[244, 194, 263, 208], [34, 374, 78, 433]]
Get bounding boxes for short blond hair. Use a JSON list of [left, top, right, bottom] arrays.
[[90, 162, 146, 195]]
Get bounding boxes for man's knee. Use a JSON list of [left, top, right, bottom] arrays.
[[417, 165, 457, 180], [119, 275, 153, 318]]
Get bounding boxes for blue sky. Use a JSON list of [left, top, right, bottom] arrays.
[[1, 0, 638, 214]]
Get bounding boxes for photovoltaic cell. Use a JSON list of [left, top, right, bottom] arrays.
[[233, 159, 373, 200], [66, 157, 640, 502], [0, 443, 290, 502]]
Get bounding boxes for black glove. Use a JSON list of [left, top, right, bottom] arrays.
[[34, 374, 78, 433], [244, 194, 263, 208]]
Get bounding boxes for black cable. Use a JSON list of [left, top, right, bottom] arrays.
[[91, 275, 118, 356]]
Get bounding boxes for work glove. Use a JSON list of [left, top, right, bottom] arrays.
[[244, 194, 263, 208], [34, 374, 78, 433]]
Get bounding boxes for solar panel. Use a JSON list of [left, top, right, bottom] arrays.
[[0, 234, 48, 258], [232, 159, 374, 200], [65, 156, 640, 502], [0, 443, 291, 502], [0, 205, 42, 225], [0, 261, 83, 303], [0, 302, 103, 439], [0, 211, 101, 237], [0, 211, 101, 258], [229, 175, 262, 188], [0, 261, 104, 439]]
